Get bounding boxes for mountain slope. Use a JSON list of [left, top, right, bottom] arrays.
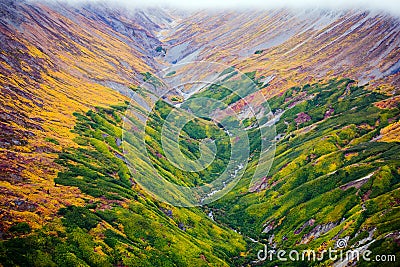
[[0, 0, 162, 229], [0, 2, 249, 265], [210, 78, 400, 265], [160, 9, 399, 97], [0, 1, 399, 266]]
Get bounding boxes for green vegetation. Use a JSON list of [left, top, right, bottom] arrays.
[[0, 104, 248, 267], [8, 222, 31, 234], [210, 78, 400, 265], [145, 100, 232, 186], [182, 70, 266, 110], [1, 76, 399, 266], [141, 72, 163, 88], [170, 95, 182, 102], [166, 70, 176, 77], [45, 137, 60, 145], [128, 84, 140, 92], [155, 46, 166, 53]]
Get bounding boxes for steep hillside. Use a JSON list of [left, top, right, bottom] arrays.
[[160, 9, 399, 97], [0, 1, 252, 265], [0, 0, 166, 229], [1, 105, 247, 266], [210, 78, 400, 266]]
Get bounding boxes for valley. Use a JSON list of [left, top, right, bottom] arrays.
[[0, 1, 399, 266]]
